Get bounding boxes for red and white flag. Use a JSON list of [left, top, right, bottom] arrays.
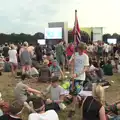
[[72, 10, 81, 45]]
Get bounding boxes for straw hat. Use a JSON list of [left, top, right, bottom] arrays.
[[43, 59, 49, 65]]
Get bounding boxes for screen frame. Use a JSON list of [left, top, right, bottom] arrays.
[[107, 38, 117, 44], [45, 27, 62, 39], [37, 39, 46, 45]]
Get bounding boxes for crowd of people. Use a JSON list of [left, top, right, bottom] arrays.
[[0, 40, 120, 120]]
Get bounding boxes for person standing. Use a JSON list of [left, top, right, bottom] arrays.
[[34, 43, 42, 62], [69, 43, 89, 109], [55, 41, 65, 70], [19, 42, 32, 75], [97, 42, 103, 63], [8, 44, 18, 77], [66, 43, 74, 60], [3, 43, 9, 59], [28, 44, 34, 57]]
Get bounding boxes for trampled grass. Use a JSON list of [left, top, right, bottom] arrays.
[[0, 73, 120, 120]]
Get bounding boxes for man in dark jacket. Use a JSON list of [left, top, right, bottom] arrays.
[[35, 43, 42, 62]]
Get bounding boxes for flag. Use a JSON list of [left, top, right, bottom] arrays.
[[72, 10, 81, 44]]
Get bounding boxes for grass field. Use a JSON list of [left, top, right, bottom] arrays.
[[0, 73, 120, 120]]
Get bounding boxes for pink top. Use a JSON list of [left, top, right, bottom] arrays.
[[66, 45, 74, 57]]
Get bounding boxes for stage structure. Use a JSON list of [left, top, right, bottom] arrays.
[[92, 27, 103, 41]]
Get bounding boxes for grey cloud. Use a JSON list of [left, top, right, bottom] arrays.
[[0, 0, 75, 33]]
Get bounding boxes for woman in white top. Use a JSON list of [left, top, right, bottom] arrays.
[[8, 44, 18, 76]]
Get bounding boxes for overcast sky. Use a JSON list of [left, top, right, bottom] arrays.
[[0, 0, 120, 34]]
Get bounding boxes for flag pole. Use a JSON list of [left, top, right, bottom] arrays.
[[72, 10, 77, 91]]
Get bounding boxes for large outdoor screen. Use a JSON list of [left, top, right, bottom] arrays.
[[107, 38, 117, 44], [37, 39, 46, 45], [45, 28, 62, 39]]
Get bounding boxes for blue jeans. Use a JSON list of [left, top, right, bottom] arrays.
[[70, 80, 83, 95]]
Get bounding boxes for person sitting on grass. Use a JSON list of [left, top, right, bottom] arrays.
[[28, 97, 59, 120], [49, 60, 64, 79], [92, 62, 104, 82], [0, 93, 9, 116], [103, 60, 113, 76], [38, 60, 51, 82], [80, 84, 120, 120], [46, 53, 54, 67], [100, 58, 105, 69], [80, 84, 106, 120], [0, 101, 24, 120], [14, 75, 41, 105], [44, 76, 65, 112]]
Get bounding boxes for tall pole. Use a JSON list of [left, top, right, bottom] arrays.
[[72, 10, 77, 91]]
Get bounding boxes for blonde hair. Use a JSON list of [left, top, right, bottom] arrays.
[[10, 44, 15, 49], [23, 41, 28, 47], [80, 84, 105, 119], [43, 59, 49, 65], [92, 84, 105, 105]]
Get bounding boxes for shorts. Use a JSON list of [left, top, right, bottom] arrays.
[[10, 62, 17, 70], [70, 80, 83, 96], [56, 55, 65, 65]]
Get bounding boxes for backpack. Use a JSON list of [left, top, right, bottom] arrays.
[[4, 62, 11, 72]]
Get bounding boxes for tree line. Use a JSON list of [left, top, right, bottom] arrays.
[[102, 33, 120, 43], [0, 32, 44, 44], [0, 31, 119, 45]]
